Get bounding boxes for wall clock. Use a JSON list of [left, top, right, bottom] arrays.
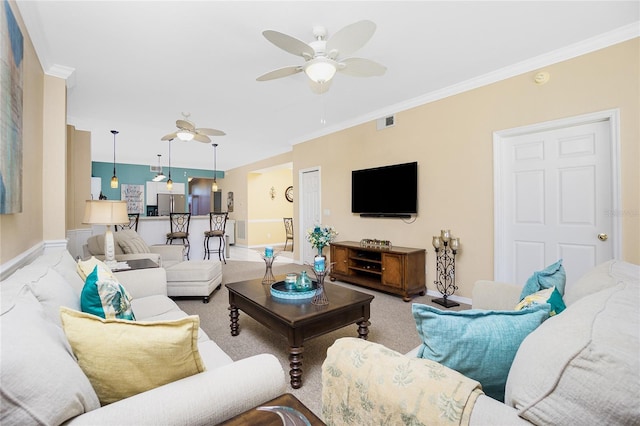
[[285, 186, 293, 202]]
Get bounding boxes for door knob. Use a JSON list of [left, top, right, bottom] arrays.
[[598, 233, 608, 241]]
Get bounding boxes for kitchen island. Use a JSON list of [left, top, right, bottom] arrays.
[[136, 215, 235, 261]]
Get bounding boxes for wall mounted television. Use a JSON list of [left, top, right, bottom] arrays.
[[351, 161, 418, 218]]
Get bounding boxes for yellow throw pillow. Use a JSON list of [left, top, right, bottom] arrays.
[[59, 307, 205, 405], [77, 257, 113, 281]]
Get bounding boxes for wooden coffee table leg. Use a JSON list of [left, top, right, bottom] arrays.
[[289, 346, 304, 389], [357, 319, 371, 340], [229, 305, 239, 336]]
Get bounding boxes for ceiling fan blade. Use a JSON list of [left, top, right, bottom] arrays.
[[193, 133, 211, 143], [196, 128, 226, 136], [326, 20, 376, 58], [257, 66, 303, 81], [161, 132, 177, 141], [339, 57, 387, 77], [176, 119, 195, 131], [308, 78, 332, 95], [262, 30, 315, 59]]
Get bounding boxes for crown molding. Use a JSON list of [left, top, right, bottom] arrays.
[[292, 23, 639, 146]]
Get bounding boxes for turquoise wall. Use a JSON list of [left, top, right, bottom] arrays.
[[91, 161, 224, 208]]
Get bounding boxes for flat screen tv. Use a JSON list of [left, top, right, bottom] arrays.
[[352, 162, 418, 218]]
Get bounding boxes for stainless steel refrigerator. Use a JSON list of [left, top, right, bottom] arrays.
[[157, 194, 186, 216]]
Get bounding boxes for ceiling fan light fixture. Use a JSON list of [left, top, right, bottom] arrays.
[[177, 130, 194, 141], [304, 58, 337, 83]]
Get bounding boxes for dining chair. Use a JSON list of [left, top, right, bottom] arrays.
[[283, 217, 294, 251]]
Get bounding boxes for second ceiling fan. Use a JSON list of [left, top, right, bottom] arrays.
[[161, 113, 225, 143], [257, 20, 387, 94]]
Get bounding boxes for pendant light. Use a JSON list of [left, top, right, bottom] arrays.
[[152, 154, 166, 182], [110, 130, 119, 188], [166, 139, 173, 191], [211, 143, 218, 192]]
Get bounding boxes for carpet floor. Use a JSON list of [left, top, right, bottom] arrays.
[[175, 260, 469, 418]]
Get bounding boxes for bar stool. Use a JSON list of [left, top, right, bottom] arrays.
[[115, 213, 139, 232], [204, 212, 228, 263], [166, 213, 191, 260]]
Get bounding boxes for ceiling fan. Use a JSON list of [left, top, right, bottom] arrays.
[[161, 113, 226, 143], [256, 20, 387, 94]]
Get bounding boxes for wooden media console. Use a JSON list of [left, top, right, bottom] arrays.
[[329, 241, 426, 302]]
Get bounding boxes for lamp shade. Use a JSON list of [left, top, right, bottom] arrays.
[[83, 200, 129, 225], [304, 57, 337, 83], [176, 130, 194, 141]]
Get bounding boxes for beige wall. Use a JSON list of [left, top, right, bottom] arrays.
[[227, 39, 640, 299], [247, 168, 294, 247], [66, 126, 92, 230], [0, 1, 45, 263], [222, 151, 293, 247]]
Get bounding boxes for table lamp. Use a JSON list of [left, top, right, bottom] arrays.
[[83, 200, 129, 268]]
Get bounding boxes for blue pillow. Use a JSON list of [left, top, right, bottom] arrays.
[[515, 286, 566, 316], [520, 259, 566, 300], [80, 266, 135, 320], [412, 303, 550, 402]]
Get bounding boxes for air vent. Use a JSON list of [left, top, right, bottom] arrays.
[[376, 114, 396, 130], [150, 165, 162, 173]]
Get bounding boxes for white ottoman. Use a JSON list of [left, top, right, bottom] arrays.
[[165, 260, 222, 303]]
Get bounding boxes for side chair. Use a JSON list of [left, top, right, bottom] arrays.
[[283, 217, 294, 251]]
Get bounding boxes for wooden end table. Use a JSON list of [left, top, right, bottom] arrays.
[[226, 275, 374, 389], [218, 393, 325, 425]]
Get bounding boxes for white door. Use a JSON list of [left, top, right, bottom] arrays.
[[299, 168, 321, 265], [495, 111, 620, 288]]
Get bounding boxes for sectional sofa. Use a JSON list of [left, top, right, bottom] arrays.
[[1, 248, 286, 425], [322, 260, 639, 425]]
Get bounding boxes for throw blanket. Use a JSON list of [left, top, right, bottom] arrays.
[[322, 338, 483, 426]]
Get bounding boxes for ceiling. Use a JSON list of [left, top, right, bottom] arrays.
[[17, 1, 639, 173]]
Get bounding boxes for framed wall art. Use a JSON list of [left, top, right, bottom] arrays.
[[0, 1, 24, 214]]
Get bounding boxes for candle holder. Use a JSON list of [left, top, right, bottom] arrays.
[[261, 252, 278, 285], [431, 229, 461, 308], [308, 262, 333, 306]]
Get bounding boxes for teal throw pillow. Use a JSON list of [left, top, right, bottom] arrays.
[[412, 303, 550, 402], [80, 266, 135, 320], [520, 259, 566, 300], [515, 286, 566, 316]]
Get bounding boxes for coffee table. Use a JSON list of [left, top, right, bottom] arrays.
[[218, 393, 325, 425], [226, 275, 374, 389]]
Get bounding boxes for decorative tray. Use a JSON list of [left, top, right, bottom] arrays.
[[270, 280, 317, 300]]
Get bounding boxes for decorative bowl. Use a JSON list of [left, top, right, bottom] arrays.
[[270, 280, 317, 300]]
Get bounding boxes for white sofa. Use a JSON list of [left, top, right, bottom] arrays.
[[1, 249, 286, 425], [84, 230, 222, 303], [322, 260, 639, 425]]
